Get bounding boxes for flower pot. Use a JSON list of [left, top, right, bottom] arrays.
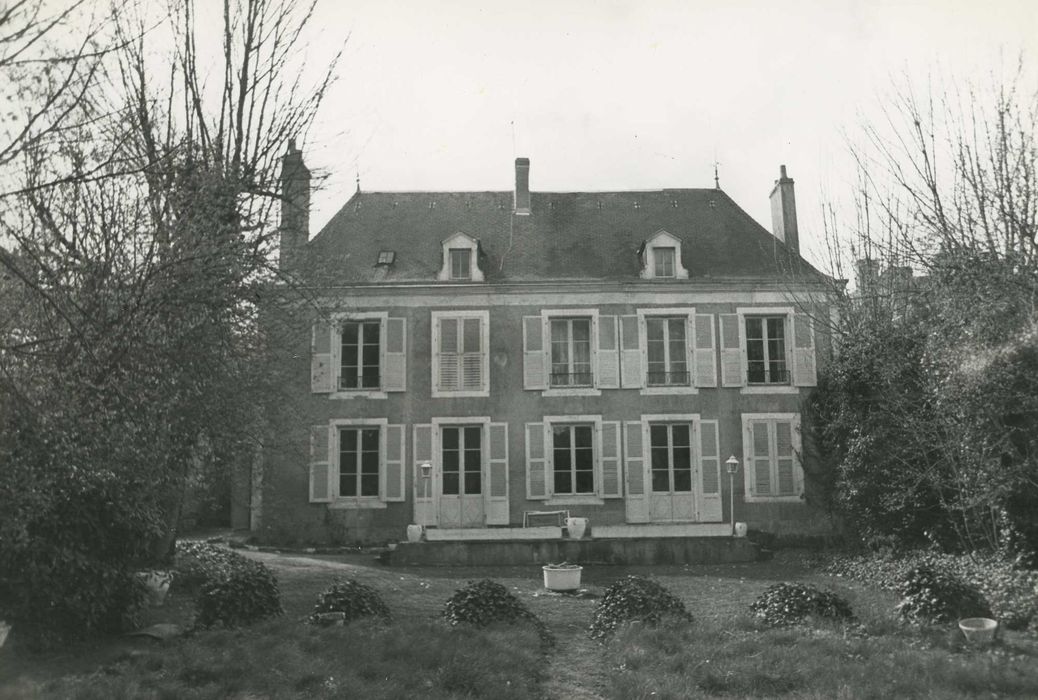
[[136, 571, 172, 606], [406, 524, 424, 543], [734, 522, 748, 537], [0, 621, 10, 648], [565, 517, 588, 540], [542, 565, 582, 591], [959, 617, 998, 644]]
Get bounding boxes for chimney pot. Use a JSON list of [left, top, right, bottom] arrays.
[[769, 165, 799, 254], [779, 164, 788, 179], [514, 157, 531, 215]]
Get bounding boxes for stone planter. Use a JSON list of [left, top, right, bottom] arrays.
[[136, 570, 172, 606], [959, 617, 998, 644], [734, 522, 748, 537], [543, 564, 583, 591], [565, 517, 588, 540], [406, 524, 424, 543]]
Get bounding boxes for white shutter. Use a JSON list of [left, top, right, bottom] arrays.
[[525, 422, 549, 499], [693, 314, 717, 388], [412, 424, 436, 525], [792, 314, 817, 387], [384, 317, 407, 392], [596, 315, 620, 389], [487, 422, 509, 524], [311, 322, 333, 393], [697, 419, 722, 521], [599, 421, 622, 498], [523, 316, 547, 390], [719, 314, 744, 387], [623, 420, 648, 522], [749, 420, 772, 497], [384, 424, 405, 502], [775, 420, 800, 496], [619, 315, 643, 388], [309, 424, 332, 503]]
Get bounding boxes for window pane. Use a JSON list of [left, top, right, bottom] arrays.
[[443, 472, 459, 495], [652, 468, 670, 492], [342, 429, 357, 452], [464, 447, 481, 471], [450, 249, 470, 279], [655, 247, 675, 277], [342, 322, 359, 345], [574, 426, 592, 449], [360, 474, 379, 497], [442, 427, 459, 450], [575, 469, 594, 493], [673, 465, 692, 492], [463, 318, 481, 353], [767, 317, 785, 341], [341, 474, 357, 497], [440, 318, 458, 353], [649, 424, 668, 448], [361, 428, 379, 452], [554, 471, 572, 494], [745, 317, 763, 339], [651, 446, 669, 470], [364, 321, 380, 345], [553, 426, 571, 449], [464, 426, 481, 448], [553, 443, 571, 470], [361, 365, 380, 389], [747, 361, 766, 384], [464, 472, 482, 495], [672, 425, 690, 447], [647, 318, 664, 342]]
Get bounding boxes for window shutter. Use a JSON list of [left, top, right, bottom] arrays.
[[697, 419, 722, 521], [412, 424, 436, 525], [693, 314, 717, 387], [436, 318, 459, 393], [384, 424, 405, 502], [792, 314, 817, 387], [719, 314, 744, 387], [525, 422, 549, 499], [749, 421, 772, 497], [311, 322, 333, 393], [462, 354, 482, 391], [596, 315, 620, 389], [384, 317, 407, 392], [309, 424, 332, 503], [599, 421, 622, 498], [522, 316, 547, 390], [623, 420, 648, 522], [619, 315, 643, 388], [487, 422, 509, 524]]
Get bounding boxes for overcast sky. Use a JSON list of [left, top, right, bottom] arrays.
[[299, 0, 1036, 269]]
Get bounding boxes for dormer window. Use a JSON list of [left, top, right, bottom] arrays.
[[654, 247, 676, 277], [437, 232, 484, 282], [449, 248, 471, 280], [640, 230, 689, 280]]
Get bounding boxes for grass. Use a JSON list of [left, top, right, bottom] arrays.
[[1, 549, 1037, 699]]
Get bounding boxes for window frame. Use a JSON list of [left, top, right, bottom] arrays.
[[437, 232, 484, 282], [648, 421, 694, 494], [653, 246, 676, 278], [735, 307, 798, 395], [329, 417, 390, 509], [431, 416, 492, 501], [431, 310, 490, 398], [549, 316, 594, 389], [741, 412, 805, 503], [332, 311, 389, 399], [449, 248, 472, 280], [744, 315, 789, 385], [639, 230, 690, 280], [636, 307, 697, 396], [543, 414, 605, 505], [540, 309, 601, 397]]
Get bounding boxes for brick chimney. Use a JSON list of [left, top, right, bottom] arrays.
[[514, 157, 530, 215], [769, 165, 799, 254], [279, 138, 310, 271]]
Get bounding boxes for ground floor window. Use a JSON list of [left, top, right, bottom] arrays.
[[743, 414, 802, 499], [552, 424, 595, 494], [339, 426, 380, 497], [441, 425, 482, 495], [649, 423, 692, 493]]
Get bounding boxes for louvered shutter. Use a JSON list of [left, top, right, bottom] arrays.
[[435, 317, 458, 392], [311, 322, 333, 393], [775, 420, 798, 496], [523, 316, 547, 390], [525, 422, 549, 499], [623, 420, 648, 522], [697, 420, 722, 521], [619, 315, 643, 388], [599, 421, 622, 498], [693, 314, 717, 387], [309, 424, 332, 503], [462, 317, 483, 391], [384, 317, 407, 392], [486, 422, 509, 524], [792, 314, 817, 387], [412, 424, 436, 525], [596, 315, 620, 389], [749, 421, 772, 497], [384, 424, 405, 502], [719, 314, 744, 387]]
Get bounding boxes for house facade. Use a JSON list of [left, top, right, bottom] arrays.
[[255, 145, 835, 545]]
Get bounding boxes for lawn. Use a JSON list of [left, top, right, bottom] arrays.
[[2, 548, 1037, 699]]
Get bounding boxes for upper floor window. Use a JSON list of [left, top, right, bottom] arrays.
[[341, 320, 381, 390], [309, 313, 407, 397], [550, 317, 593, 387], [432, 310, 489, 397], [449, 248, 471, 280], [654, 247, 676, 277], [745, 316, 789, 384], [645, 317, 689, 386]]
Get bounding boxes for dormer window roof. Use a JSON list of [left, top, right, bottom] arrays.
[[437, 231, 484, 282], [639, 230, 689, 280]]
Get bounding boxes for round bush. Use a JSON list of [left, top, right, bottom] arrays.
[[308, 578, 390, 624], [588, 575, 692, 641], [750, 582, 855, 626], [194, 557, 283, 628], [172, 541, 241, 595], [442, 579, 553, 645], [895, 565, 991, 624]]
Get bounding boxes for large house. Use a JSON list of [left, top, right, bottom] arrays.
[[255, 143, 836, 545]]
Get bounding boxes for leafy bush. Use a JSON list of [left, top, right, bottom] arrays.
[[307, 578, 390, 624], [442, 579, 553, 646], [588, 575, 692, 641], [172, 540, 241, 595], [895, 565, 990, 624], [194, 556, 283, 628], [749, 582, 855, 627]]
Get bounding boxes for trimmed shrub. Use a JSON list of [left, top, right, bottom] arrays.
[[172, 541, 241, 595], [308, 578, 390, 624], [588, 575, 692, 641], [442, 579, 553, 646], [895, 565, 990, 624], [750, 582, 855, 626], [194, 556, 283, 628]]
